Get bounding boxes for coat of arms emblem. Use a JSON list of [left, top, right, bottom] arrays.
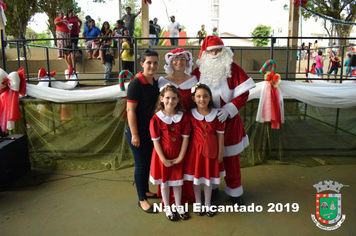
[[311, 181, 347, 231]]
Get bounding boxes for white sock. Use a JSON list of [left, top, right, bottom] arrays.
[[204, 184, 213, 208], [172, 186, 184, 213]]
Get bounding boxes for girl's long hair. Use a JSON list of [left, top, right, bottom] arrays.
[[190, 83, 215, 109], [101, 21, 111, 34], [154, 85, 182, 114]]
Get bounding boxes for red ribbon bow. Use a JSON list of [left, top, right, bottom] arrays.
[[265, 71, 280, 85], [0, 67, 26, 132], [1, 77, 10, 88]]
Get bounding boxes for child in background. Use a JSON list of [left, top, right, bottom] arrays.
[[344, 53, 351, 76], [100, 38, 115, 84], [149, 84, 190, 221], [184, 83, 225, 217], [120, 37, 135, 73]]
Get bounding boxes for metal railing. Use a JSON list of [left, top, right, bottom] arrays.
[[1, 30, 355, 85]]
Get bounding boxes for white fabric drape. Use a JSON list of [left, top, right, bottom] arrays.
[[26, 83, 128, 102], [248, 80, 356, 108], [36, 69, 79, 90]]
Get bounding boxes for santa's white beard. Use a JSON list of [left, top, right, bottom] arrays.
[[198, 49, 233, 88]]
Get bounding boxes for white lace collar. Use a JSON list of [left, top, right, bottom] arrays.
[[158, 76, 198, 90], [191, 108, 218, 122], [156, 110, 184, 124]]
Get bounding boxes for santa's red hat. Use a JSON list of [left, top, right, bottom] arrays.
[[198, 35, 225, 59]]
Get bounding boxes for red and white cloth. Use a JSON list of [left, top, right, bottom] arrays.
[[149, 111, 190, 188], [192, 35, 256, 197], [184, 108, 225, 186], [0, 67, 26, 132]]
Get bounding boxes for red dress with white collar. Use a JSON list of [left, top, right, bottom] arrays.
[[149, 111, 190, 187], [184, 108, 225, 186]]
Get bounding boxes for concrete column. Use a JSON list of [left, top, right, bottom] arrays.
[[288, 0, 299, 47], [141, 0, 149, 45]]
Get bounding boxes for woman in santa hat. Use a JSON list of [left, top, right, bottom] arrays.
[[157, 48, 198, 204], [158, 48, 197, 110]]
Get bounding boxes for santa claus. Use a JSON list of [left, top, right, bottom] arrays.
[[192, 35, 256, 205]]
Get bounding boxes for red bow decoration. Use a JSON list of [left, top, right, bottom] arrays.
[[0, 1, 7, 11], [0, 77, 10, 89], [265, 71, 280, 86], [0, 67, 26, 132], [39, 67, 56, 78], [143, 0, 152, 4]]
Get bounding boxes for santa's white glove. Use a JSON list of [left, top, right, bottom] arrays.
[[217, 107, 229, 123]]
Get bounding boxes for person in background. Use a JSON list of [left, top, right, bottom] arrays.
[[300, 42, 306, 60], [314, 50, 325, 78], [169, 15, 181, 46], [212, 27, 219, 36], [348, 54, 356, 76], [65, 9, 82, 47], [113, 20, 129, 49], [83, 15, 91, 30], [63, 45, 83, 69], [344, 53, 351, 76], [100, 38, 115, 85], [149, 20, 157, 46], [332, 42, 339, 56], [82, 19, 101, 59], [122, 6, 141, 36], [153, 18, 161, 45], [98, 21, 113, 59], [327, 51, 341, 82], [312, 40, 318, 59], [120, 36, 135, 73], [196, 24, 207, 45], [54, 10, 70, 59]]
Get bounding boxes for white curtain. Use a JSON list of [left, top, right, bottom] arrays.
[[248, 80, 356, 109]]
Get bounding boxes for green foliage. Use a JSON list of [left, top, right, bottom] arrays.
[[4, 0, 39, 38], [121, 0, 140, 16], [157, 27, 167, 46], [298, 0, 356, 45], [25, 28, 52, 47], [251, 25, 272, 47]]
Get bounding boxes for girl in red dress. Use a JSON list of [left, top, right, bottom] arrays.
[[149, 84, 190, 221], [184, 83, 225, 217]]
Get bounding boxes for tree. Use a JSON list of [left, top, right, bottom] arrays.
[[299, 1, 356, 46], [251, 25, 272, 47], [37, 0, 81, 45], [25, 28, 52, 47], [4, 0, 39, 38]]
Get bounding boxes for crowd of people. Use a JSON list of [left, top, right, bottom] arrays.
[[53, 7, 222, 83], [299, 40, 356, 82], [125, 35, 256, 221]]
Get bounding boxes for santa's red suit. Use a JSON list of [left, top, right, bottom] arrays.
[[191, 36, 256, 198]]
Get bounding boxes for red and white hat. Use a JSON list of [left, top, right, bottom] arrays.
[[198, 35, 225, 59], [164, 48, 193, 74]]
